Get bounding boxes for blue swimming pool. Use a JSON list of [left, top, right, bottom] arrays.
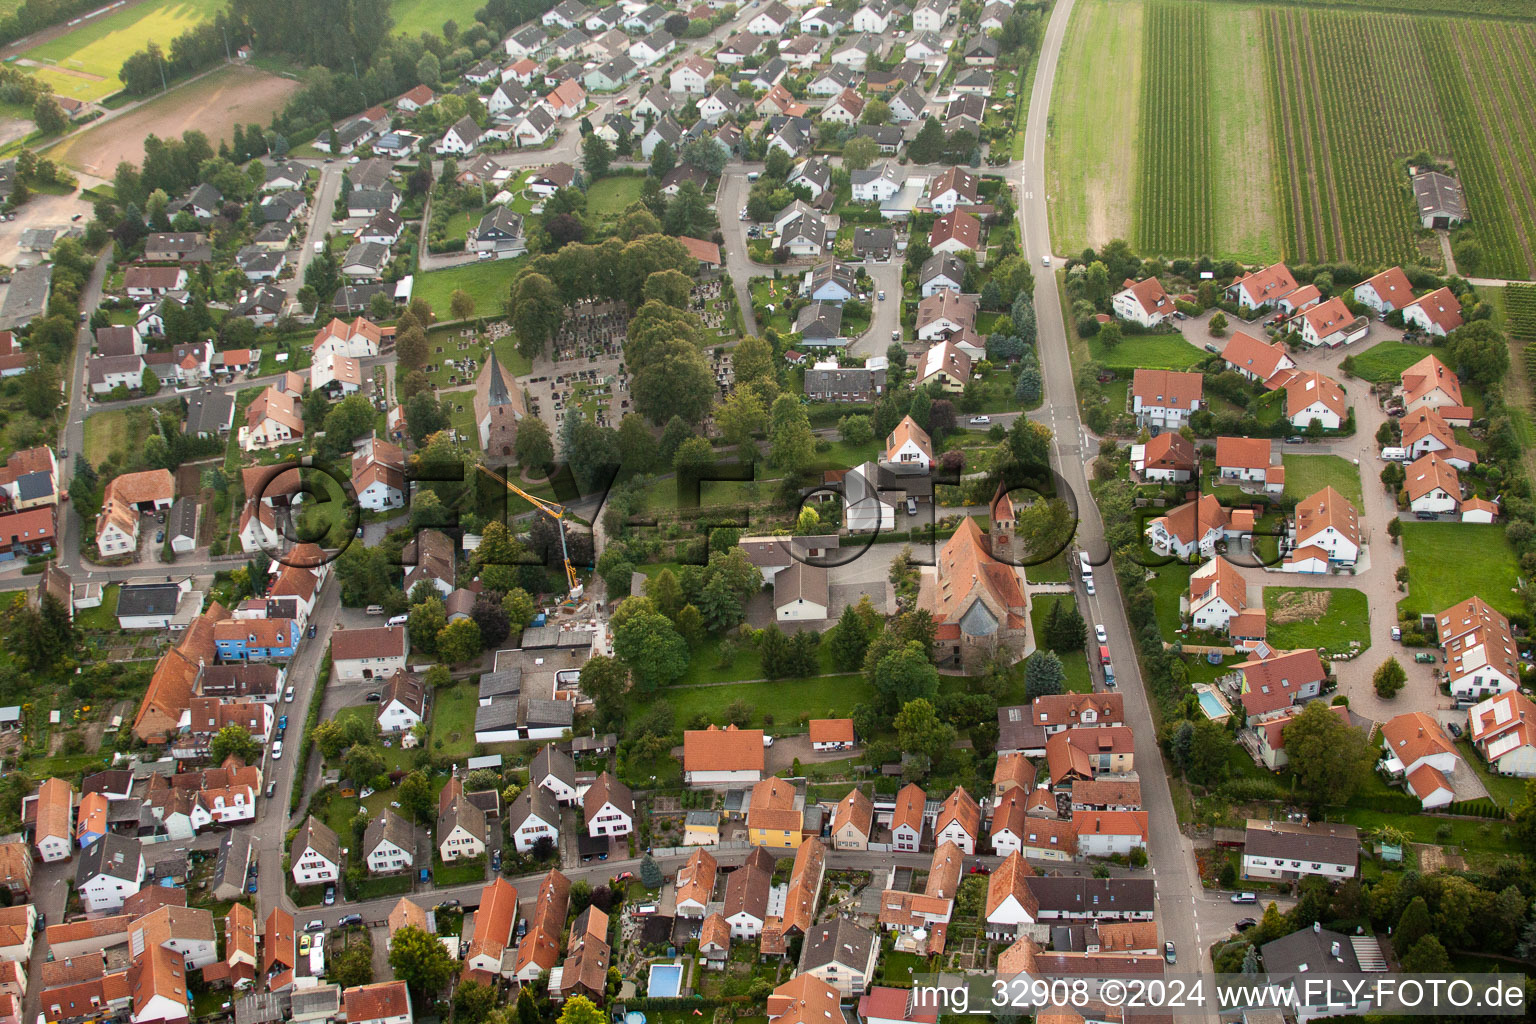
[[1198, 690, 1226, 718], [648, 963, 684, 998]]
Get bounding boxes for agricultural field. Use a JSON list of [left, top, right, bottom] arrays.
[[1505, 284, 1536, 340], [1207, 5, 1280, 263], [1133, 2, 1212, 257], [45, 64, 300, 176], [1055, 1, 1536, 274], [1046, 0, 1143, 254], [21, 0, 225, 103]]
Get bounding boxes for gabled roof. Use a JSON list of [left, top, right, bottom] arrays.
[[747, 776, 801, 833], [683, 724, 765, 773], [1381, 711, 1457, 769], [1230, 262, 1299, 304], [676, 848, 717, 907], [891, 782, 926, 834], [293, 815, 341, 866], [1116, 276, 1172, 317], [1237, 649, 1327, 716], [1189, 555, 1248, 617], [1215, 435, 1271, 471], [831, 787, 873, 838], [1148, 493, 1232, 548], [1139, 431, 1196, 472], [1294, 486, 1359, 549], [1221, 330, 1293, 379], [582, 771, 633, 823], [928, 209, 980, 250], [1131, 368, 1203, 409], [886, 414, 933, 461], [931, 517, 1025, 630], [1400, 353, 1463, 406], [1404, 452, 1460, 502], [985, 850, 1038, 919], [934, 786, 980, 839], [1281, 369, 1347, 420], [1403, 286, 1464, 334]]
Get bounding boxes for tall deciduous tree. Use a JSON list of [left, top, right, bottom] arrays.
[[389, 925, 458, 1004], [1284, 699, 1373, 807]]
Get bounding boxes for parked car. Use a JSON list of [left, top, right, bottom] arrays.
[[1095, 624, 1108, 644], [970, 415, 990, 425], [299, 934, 312, 955], [968, 862, 991, 875], [307, 624, 317, 639], [1042, 254, 1051, 266], [338, 913, 363, 927], [247, 877, 258, 894], [1391, 626, 1402, 641], [891, 329, 901, 340], [491, 851, 502, 872], [1447, 721, 1463, 738], [1285, 436, 1305, 445], [1085, 579, 1096, 595], [265, 782, 276, 799], [1235, 918, 1257, 931], [614, 871, 634, 882], [1416, 511, 1438, 520], [323, 885, 336, 906], [155, 530, 164, 543], [1230, 892, 1256, 903], [435, 899, 461, 911], [1163, 942, 1176, 964], [304, 920, 325, 932], [284, 686, 296, 702], [271, 740, 283, 760], [1414, 652, 1436, 664], [877, 290, 885, 300], [278, 715, 288, 730], [365, 691, 382, 702]]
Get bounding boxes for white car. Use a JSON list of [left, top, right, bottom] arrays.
[[271, 740, 284, 760], [1085, 579, 1096, 595], [284, 686, 296, 703], [1042, 254, 1051, 266], [970, 415, 990, 425], [1095, 624, 1107, 644]]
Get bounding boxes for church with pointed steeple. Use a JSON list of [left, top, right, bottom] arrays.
[[473, 349, 526, 457]]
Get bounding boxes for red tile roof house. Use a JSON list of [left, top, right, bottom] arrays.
[[1144, 493, 1252, 561], [1399, 353, 1463, 413], [1221, 330, 1296, 384], [330, 625, 408, 681], [1131, 432, 1196, 483], [1110, 277, 1174, 328], [808, 718, 855, 751], [1236, 648, 1328, 726], [1352, 266, 1416, 313], [1130, 368, 1203, 430], [1296, 296, 1367, 348], [1214, 435, 1277, 488], [1402, 286, 1464, 337]]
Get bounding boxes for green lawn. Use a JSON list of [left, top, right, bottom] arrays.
[[1262, 587, 1370, 657], [413, 256, 526, 320], [586, 175, 645, 221], [389, 0, 465, 37], [1397, 522, 1523, 618], [1029, 595, 1093, 692], [1281, 454, 1363, 506], [632, 674, 874, 729], [1089, 330, 1204, 370], [73, 585, 121, 632], [1346, 341, 1433, 383], [426, 681, 479, 761], [1147, 562, 1194, 637], [24, 0, 224, 101], [82, 402, 181, 467]]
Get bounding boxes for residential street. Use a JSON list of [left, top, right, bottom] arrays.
[[1017, 0, 1219, 999]]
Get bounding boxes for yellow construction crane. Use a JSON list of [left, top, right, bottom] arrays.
[[476, 465, 584, 599]]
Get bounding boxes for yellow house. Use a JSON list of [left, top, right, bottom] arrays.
[[683, 809, 720, 846], [747, 777, 804, 849]]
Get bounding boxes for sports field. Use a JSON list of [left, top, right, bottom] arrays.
[[1049, 0, 1536, 275], [390, 0, 481, 37], [21, 0, 224, 102]]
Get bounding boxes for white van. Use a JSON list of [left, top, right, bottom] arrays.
[[387, 614, 409, 627], [1380, 446, 1409, 462], [365, 605, 385, 615], [1078, 551, 1094, 581]]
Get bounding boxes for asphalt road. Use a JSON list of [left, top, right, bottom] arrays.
[[1018, 0, 1217, 996]]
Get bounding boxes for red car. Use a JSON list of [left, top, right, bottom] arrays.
[[968, 863, 991, 875], [614, 870, 634, 882]]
